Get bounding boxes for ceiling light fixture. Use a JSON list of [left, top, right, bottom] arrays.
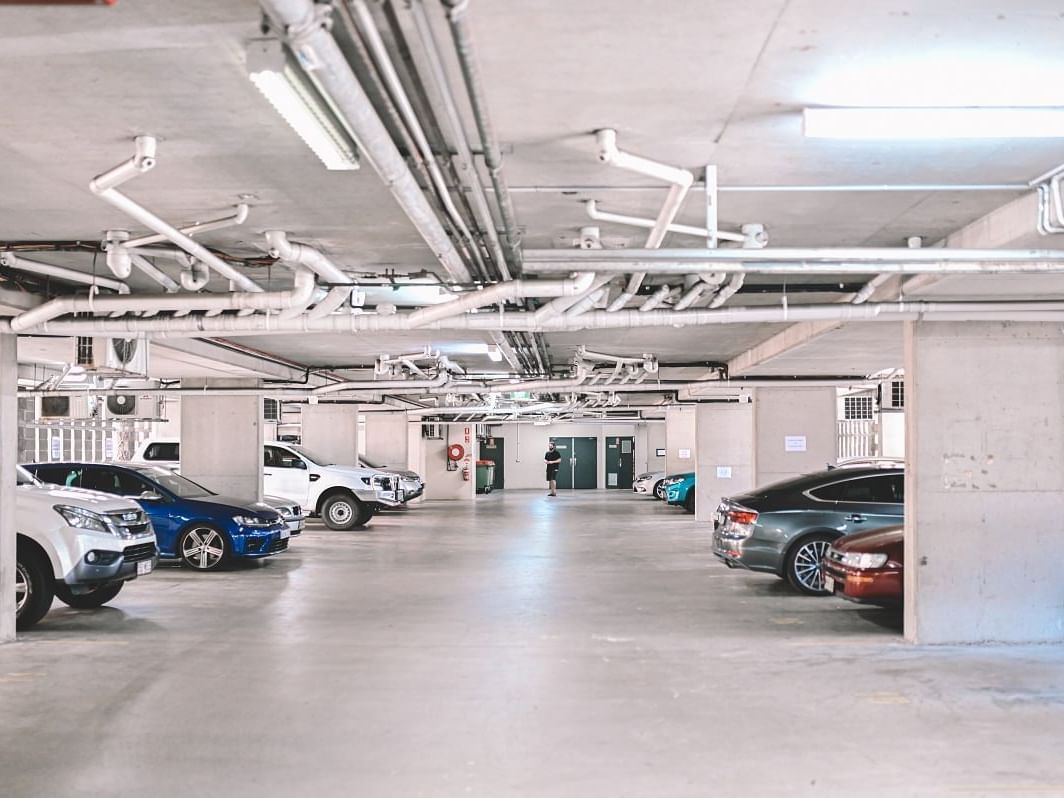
[[803, 107, 1064, 140], [486, 345, 503, 362], [247, 39, 359, 170]]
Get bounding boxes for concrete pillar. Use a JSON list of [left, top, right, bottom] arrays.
[[754, 387, 837, 486], [905, 321, 1064, 644], [665, 406, 696, 476], [694, 402, 755, 522], [180, 379, 263, 502], [364, 411, 410, 468], [301, 404, 359, 465], [0, 334, 16, 642]]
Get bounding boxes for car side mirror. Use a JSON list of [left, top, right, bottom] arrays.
[[138, 491, 164, 501]]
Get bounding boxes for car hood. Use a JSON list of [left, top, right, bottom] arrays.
[[834, 525, 904, 559], [181, 495, 282, 521], [17, 483, 143, 513], [324, 464, 381, 479]]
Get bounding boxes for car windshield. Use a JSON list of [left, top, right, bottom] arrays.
[[286, 444, 332, 466], [16, 466, 39, 486], [130, 466, 215, 498]]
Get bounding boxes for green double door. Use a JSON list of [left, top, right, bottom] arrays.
[[549, 436, 597, 489]]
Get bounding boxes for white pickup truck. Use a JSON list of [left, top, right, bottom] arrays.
[[15, 465, 158, 630], [130, 439, 403, 530]]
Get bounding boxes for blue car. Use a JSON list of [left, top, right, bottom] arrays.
[[25, 462, 289, 571], [662, 472, 696, 513]]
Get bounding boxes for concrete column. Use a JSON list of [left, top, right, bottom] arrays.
[[694, 402, 755, 522], [364, 411, 410, 468], [180, 379, 263, 502], [0, 334, 16, 642], [905, 321, 1064, 644], [754, 387, 837, 486], [665, 406, 696, 476], [301, 404, 359, 465]]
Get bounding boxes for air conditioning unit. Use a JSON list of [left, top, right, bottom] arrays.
[[421, 423, 443, 440], [76, 336, 149, 377], [38, 394, 97, 420], [880, 379, 905, 411], [101, 394, 164, 420], [105, 394, 138, 417], [264, 398, 281, 422]]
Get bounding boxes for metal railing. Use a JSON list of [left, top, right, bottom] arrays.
[[837, 419, 878, 461]]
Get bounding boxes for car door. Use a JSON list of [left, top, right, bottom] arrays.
[[810, 473, 904, 535], [81, 466, 178, 546], [263, 445, 310, 506]]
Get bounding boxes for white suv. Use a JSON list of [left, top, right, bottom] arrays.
[[130, 439, 403, 531], [15, 465, 158, 630]]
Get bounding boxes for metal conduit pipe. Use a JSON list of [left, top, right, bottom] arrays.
[[638, 283, 672, 312], [0, 252, 130, 295], [311, 372, 450, 396], [264, 230, 355, 316], [564, 287, 607, 317], [347, 0, 488, 280], [129, 253, 180, 293], [407, 272, 595, 327], [123, 204, 250, 249], [89, 137, 263, 293], [260, 0, 472, 283], [851, 273, 893, 305], [179, 259, 210, 292], [585, 199, 745, 243], [674, 281, 706, 311], [408, 0, 509, 281], [450, 367, 589, 394], [441, 0, 522, 274], [4, 268, 316, 333]]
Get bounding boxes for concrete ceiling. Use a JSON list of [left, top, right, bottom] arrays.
[[2, 0, 1064, 382]]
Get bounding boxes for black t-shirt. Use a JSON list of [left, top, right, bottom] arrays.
[[545, 448, 562, 466]]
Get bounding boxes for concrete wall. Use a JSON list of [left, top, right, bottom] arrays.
[[754, 387, 836, 486], [694, 403, 756, 522], [423, 434, 475, 501], [665, 406, 696, 476], [646, 422, 667, 474], [301, 404, 359, 465], [364, 411, 409, 468], [905, 321, 1064, 644], [180, 384, 263, 502]]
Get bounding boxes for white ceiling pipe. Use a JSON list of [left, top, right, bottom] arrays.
[[311, 372, 450, 396], [89, 137, 263, 293], [0, 252, 129, 295], [5, 268, 315, 333], [260, 0, 472, 283], [585, 200, 745, 243], [449, 367, 589, 394], [265, 230, 355, 317], [179, 259, 210, 292], [564, 287, 607, 317], [708, 273, 744, 308], [535, 274, 613, 320], [347, 0, 489, 280], [407, 272, 595, 327], [851, 273, 893, 305], [524, 247, 1064, 274], [638, 283, 672, 312], [123, 204, 249, 249], [673, 281, 706, 310], [129, 253, 179, 293]]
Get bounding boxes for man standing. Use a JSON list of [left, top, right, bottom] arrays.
[[545, 441, 562, 497]]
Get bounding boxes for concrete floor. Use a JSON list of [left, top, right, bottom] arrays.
[[2, 490, 1064, 797]]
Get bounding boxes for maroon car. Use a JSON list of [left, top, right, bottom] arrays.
[[822, 525, 903, 606]]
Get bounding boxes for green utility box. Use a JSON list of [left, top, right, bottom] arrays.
[[476, 460, 495, 494]]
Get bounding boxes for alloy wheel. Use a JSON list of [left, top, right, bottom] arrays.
[[181, 527, 225, 570], [15, 562, 30, 616], [792, 539, 830, 592]]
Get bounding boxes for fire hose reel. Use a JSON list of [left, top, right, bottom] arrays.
[[447, 443, 465, 461]]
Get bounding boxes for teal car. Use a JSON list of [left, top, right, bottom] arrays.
[[662, 472, 696, 513]]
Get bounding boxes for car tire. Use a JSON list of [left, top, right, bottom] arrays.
[[54, 581, 123, 609], [784, 533, 834, 595], [684, 491, 695, 514], [15, 546, 54, 630], [178, 524, 229, 571], [322, 492, 373, 530], [653, 480, 665, 499]]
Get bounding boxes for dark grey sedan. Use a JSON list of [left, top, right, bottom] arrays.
[[712, 466, 903, 595]]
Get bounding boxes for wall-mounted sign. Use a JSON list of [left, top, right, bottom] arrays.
[[784, 435, 807, 452], [678, 448, 692, 459], [716, 466, 733, 479], [50, 437, 61, 460], [655, 448, 666, 457]]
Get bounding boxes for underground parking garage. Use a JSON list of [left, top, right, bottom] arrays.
[[3, 0, 1064, 794]]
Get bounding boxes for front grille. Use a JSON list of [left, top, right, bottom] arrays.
[[826, 548, 844, 564], [105, 509, 151, 537], [123, 542, 157, 563], [268, 537, 289, 554]]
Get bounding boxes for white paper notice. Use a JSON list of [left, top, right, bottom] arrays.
[[678, 448, 692, 459], [784, 435, 807, 452], [716, 466, 733, 479]]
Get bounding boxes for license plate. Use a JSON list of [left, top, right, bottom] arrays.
[[136, 560, 153, 576], [280, 528, 291, 540], [397, 489, 405, 501], [823, 575, 835, 593]]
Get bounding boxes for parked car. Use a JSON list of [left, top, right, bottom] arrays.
[[633, 471, 666, 498], [129, 438, 404, 529], [25, 462, 289, 572], [822, 525, 904, 606], [713, 466, 903, 595], [359, 455, 425, 502], [14, 465, 157, 629], [662, 472, 696, 513]]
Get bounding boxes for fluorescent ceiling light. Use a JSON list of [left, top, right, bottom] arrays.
[[803, 107, 1064, 139], [247, 39, 359, 170]]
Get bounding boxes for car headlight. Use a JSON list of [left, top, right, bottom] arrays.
[[54, 505, 111, 535], [840, 552, 889, 569], [234, 515, 278, 528], [663, 477, 682, 486]]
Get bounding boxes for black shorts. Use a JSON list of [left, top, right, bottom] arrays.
[[546, 463, 560, 480]]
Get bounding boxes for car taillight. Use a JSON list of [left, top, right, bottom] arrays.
[[727, 509, 758, 525], [720, 506, 758, 539]]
